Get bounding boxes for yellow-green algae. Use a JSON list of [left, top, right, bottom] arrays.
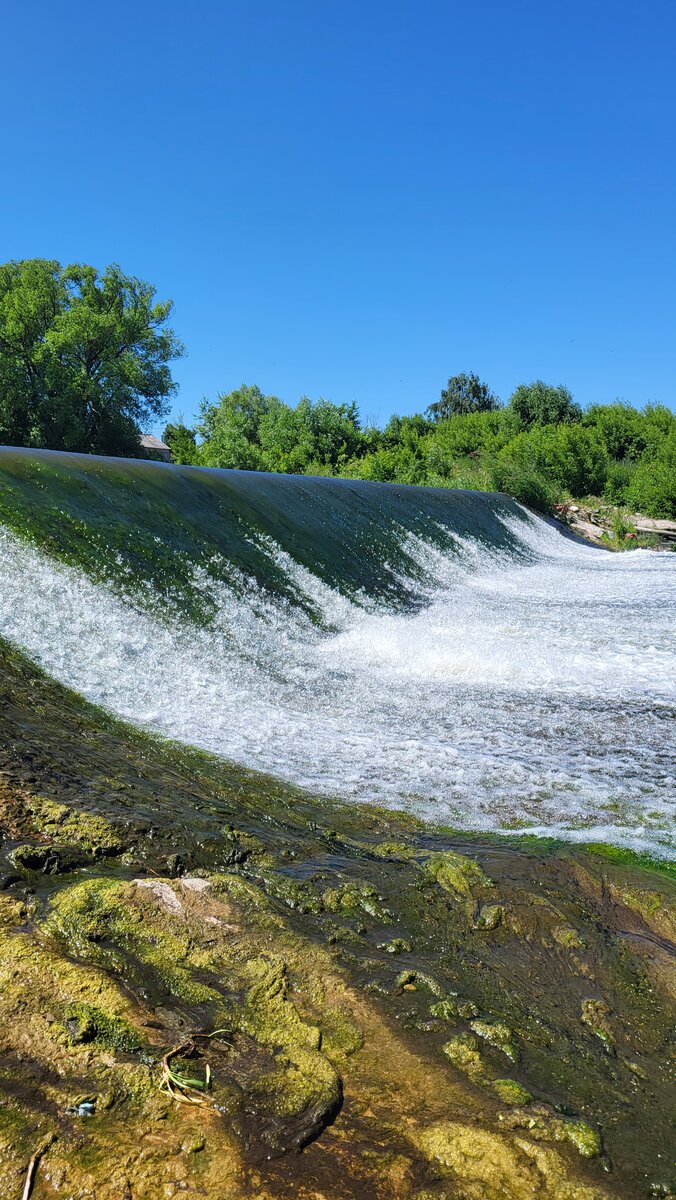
[[0, 636, 674, 1198], [492, 1078, 533, 1105], [424, 849, 494, 900]]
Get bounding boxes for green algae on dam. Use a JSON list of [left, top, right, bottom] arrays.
[[0, 639, 674, 1200], [1, 446, 674, 859], [0, 446, 532, 618]]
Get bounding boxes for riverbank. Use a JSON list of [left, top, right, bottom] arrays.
[[555, 500, 676, 551], [0, 639, 673, 1200]]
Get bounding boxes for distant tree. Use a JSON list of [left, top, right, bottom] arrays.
[[507, 380, 581, 429], [427, 373, 501, 421], [197, 385, 271, 470], [0, 259, 184, 455], [163, 420, 200, 465], [198, 387, 366, 474], [294, 396, 363, 469]]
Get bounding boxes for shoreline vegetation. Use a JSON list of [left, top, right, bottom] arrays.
[[0, 261, 673, 538], [164, 379, 676, 539], [0, 638, 674, 1199]]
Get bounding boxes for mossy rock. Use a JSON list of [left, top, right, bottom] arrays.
[[470, 1019, 518, 1062], [413, 1119, 609, 1199], [424, 850, 493, 900], [493, 1078, 533, 1105], [62, 1002, 142, 1052], [322, 880, 389, 920], [27, 796, 124, 855], [443, 1034, 485, 1077]]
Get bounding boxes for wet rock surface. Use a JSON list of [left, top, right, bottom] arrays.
[[0, 638, 674, 1199]]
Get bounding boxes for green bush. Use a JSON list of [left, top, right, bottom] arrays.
[[488, 460, 556, 513], [583, 403, 648, 461], [603, 460, 635, 505], [499, 424, 608, 497], [625, 458, 676, 518], [507, 381, 582, 429]]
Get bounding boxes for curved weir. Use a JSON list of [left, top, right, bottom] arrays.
[[0, 448, 675, 1200], [0, 448, 674, 857]]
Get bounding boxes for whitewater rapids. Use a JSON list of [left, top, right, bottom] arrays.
[[1, 505, 674, 858]]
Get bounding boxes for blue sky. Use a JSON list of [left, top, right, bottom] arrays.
[[1, 0, 674, 431]]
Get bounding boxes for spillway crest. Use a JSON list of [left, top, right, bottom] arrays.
[[1, 448, 674, 856]]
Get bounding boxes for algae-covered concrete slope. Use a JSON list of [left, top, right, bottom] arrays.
[[0, 446, 534, 618], [0, 639, 674, 1200]]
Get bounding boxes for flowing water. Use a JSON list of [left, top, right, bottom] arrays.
[[1, 448, 674, 857]]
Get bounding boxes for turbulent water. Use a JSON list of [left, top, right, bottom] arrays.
[[1, 450, 674, 856]]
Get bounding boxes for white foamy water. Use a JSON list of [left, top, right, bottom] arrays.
[[1, 515, 674, 857]]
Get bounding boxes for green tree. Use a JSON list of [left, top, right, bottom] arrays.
[[427, 372, 500, 421], [0, 259, 183, 454], [198, 388, 366, 474], [197, 384, 271, 470], [625, 423, 676, 517], [507, 380, 581, 429], [163, 421, 200, 465]]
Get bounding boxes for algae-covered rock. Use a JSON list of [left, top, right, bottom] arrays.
[[580, 999, 616, 1054], [553, 924, 587, 949], [443, 1033, 485, 1077], [62, 1002, 142, 1052], [430, 997, 460, 1020], [395, 969, 445, 997], [475, 903, 504, 930], [239, 956, 343, 1151], [371, 841, 419, 861], [262, 870, 325, 914], [498, 1104, 602, 1159], [322, 879, 390, 920], [564, 1120, 602, 1159], [9, 843, 68, 874], [424, 850, 493, 900], [470, 1019, 518, 1062], [493, 1078, 533, 1105], [379, 937, 413, 954], [27, 795, 124, 855], [413, 1119, 609, 1200]]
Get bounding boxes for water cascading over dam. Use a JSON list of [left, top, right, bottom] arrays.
[[1, 447, 674, 857]]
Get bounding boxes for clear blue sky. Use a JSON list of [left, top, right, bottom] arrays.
[[2, 0, 674, 431]]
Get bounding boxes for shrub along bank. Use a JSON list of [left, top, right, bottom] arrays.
[[165, 381, 676, 521]]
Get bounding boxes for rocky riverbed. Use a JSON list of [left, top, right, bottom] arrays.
[[0, 638, 674, 1200]]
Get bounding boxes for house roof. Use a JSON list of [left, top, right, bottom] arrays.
[[139, 434, 170, 452]]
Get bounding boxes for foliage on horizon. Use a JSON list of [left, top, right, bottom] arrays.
[[427, 372, 501, 420], [166, 387, 675, 519], [0, 261, 672, 519]]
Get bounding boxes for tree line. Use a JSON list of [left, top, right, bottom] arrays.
[[165, 380, 675, 518], [1, 259, 673, 517]]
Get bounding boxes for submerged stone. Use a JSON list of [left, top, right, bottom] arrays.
[[493, 1078, 533, 1105], [424, 850, 494, 900]]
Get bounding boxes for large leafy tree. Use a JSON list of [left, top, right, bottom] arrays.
[[198, 387, 365, 474], [427, 372, 501, 421], [0, 259, 183, 455]]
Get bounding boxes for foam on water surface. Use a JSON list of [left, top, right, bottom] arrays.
[[1, 494, 674, 858]]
